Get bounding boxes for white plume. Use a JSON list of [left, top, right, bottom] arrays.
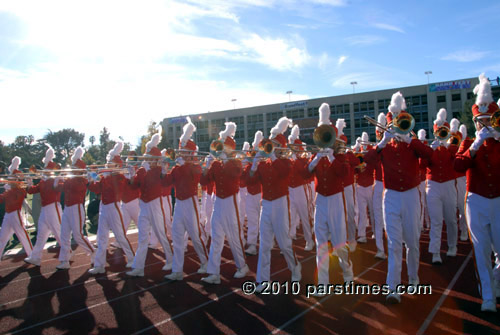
[[361, 132, 369, 143], [71, 146, 85, 165], [219, 122, 237, 140], [473, 73, 493, 105], [434, 108, 447, 126], [242, 141, 250, 151], [459, 124, 467, 139], [450, 118, 460, 133], [42, 143, 55, 167], [418, 129, 426, 141], [335, 119, 346, 136], [318, 103, 331, 126], [270, 117, 293, 138], [352, 138, 361, 151], [161, 148, 166, 156], [376, 112, 387, 132], [106, 141, 124, 162], [146, 126, 162, 152], [8, 156, 21, 174], [387, 91, 407, 117], [252, 131, 263, 149], [288, 125, 300, 143], [180, 117, 196, 146]]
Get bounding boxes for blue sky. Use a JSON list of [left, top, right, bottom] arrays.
[[0, 0, 499, 147]]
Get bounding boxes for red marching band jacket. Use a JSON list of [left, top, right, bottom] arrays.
[[0, 187, 27, 213], [130, 166, 166, 203], [454, 137, 500, 199], [246, 158, 291, 201], [27, 178, 61, 206], [55, 177, 88, 207], [163, 163, 202, 201], [88, 174, 127, 205], [364, 139, 433, 192], [242, 165, 261, 196], [341, 151, 359, 188], [200, 159, 242, 199], [301, 154, 349, 196], [289, 157, 309, 188], [355, 161, 375, 187], [424, 145, 458, 183], [122, 181, 140, 203]]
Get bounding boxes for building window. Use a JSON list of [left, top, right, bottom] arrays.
[[247, 114, 263, 123], [266, 112, 282, 122], [437, 95, 446, 103], [467, 92, 474, 100], [452, 93, 461, 102], [421, 95, 428, 105], [285, 109, 305, 119], [308, 107, 319, 118]]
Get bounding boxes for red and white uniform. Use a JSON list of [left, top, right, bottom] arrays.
[[56, 176, 95, 261], [418, 157, 430, 229], [288, 156, 314, 246], [304, 154, 353, 285], [130, 166, 173, 270], [247, 157, 300, 283], [365, 139, 433, 291], [242, 164, 261, 248], [238, 177, 247, 226], [454, 137, 500, 302], [165, 162, 208, 274], [425, 144, 458, 255], [89, 173, 135, 268], [121, 180, 140, 230], [201, 159, 246, 275], [370, 158, 386, 254], [0, 187, 33, 257], [455, 138, 470, 237], [200, 181, 215, 239], [355, 154, 375, 240], [342, 151, 360, 247], [26, 178, 62, 261]]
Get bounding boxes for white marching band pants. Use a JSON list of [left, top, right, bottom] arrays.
[[239, 187, 247, 225], [289, 185, 314, 244], [426, 179, 458, 254], [372, 181, 385, 253], [456, 176, 467, 233], [207, 195, 246, 275], [30, 202, 62, 261], [0, 210, 33, 258], [171, 196, 209, 273], [131, 198, 173, 270], [59, 204, 94, 262], [93, 202, 135, 268], [256, 196, 299, 283], [315, 193, 353, 285], [357, 184, 374, 239], [344, 184, 359, 244], [383, 188, 421, 291], [203, 192, 214, 239], [245, 192, 261, 246], [465, 192, 500, 302], [121, 198, 139, 230]]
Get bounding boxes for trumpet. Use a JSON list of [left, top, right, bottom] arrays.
[[474, 109, 500, 134], [357, 141, 377, 146]]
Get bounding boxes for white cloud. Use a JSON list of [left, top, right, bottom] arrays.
[[307, 0, 347, 6], [372, 23, 405, 33], [345, 35, 386, 46], [338, 55, 348, 66], [441, 50, 489, 62], [241, 34, 310, 71]]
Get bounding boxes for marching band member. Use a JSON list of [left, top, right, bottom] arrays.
[[417, 129, 431, 231], [248, 117, 301, 292], [121, 151, 141, 231], [242, 131, 263, 256], [453, 124, 469, 241], [200, 122, 249, 284], [88, 142, 135, 274], [371, 113, 387, 259], [56, 147, 95, 270], [126, 128, 174, 277], [288, 125, 315, 251], [306, 104, 353, 292], [160, 148, 174, 240], [165, 118, 208, 281], [0, 157, 33, 260], [426, 110, 458, 264], [364, 92, 433, 303], [336, 118, 359, 252], [238, 141, 249, 227], [354, 133, 375, 245], [24, 146, 62, 266], [454, 74, 500, 312]]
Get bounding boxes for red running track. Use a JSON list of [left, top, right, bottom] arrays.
[[0, 226, 499, 335]]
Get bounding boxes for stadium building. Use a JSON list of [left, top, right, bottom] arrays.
[[161, 76, 500, 152]]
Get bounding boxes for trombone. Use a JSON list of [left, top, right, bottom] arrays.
[[364, 115, 416, 140]]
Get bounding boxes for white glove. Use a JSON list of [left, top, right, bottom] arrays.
[[161, 162, 169, 175], [176, 157, 185, 166], [400, 133, 412, 144], [53, 176, 61, 188], [126, 166, 135, 179], [377, 131, 395, 149], [250, 156, 260, 172], [291, 153, 297, 160], [308, 154, 322, 172], [269, 152, 277, 162], [26, 178, 33, 187], [470, 127, 493, 151], [430, 140, 440, 150], [325, 148, 335, 163], [141, 161, 150, 171], [4, 184, 11, 191]]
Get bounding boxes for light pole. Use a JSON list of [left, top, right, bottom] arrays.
[[350, 81, 357, 94], [231, 98, 237, 110], [286, 90, 293, 102], [425, 71, 432, 85]]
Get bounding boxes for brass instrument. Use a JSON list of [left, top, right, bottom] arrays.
[[447, 132, 462, 146], [313, 124, 336, 148], [491, 109, 500, 132], [258, 139, 275, 156], [434, 126, 451, 141], [392, 113, 415, 135]]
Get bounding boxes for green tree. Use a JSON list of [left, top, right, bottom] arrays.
[[136, 121, 160, 154], [89, 136, 96, 146], [44, 129, 85, 166], [8, 136, 46, 170], [98, 127, 116, 163], [459, 98, 476, 139]]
